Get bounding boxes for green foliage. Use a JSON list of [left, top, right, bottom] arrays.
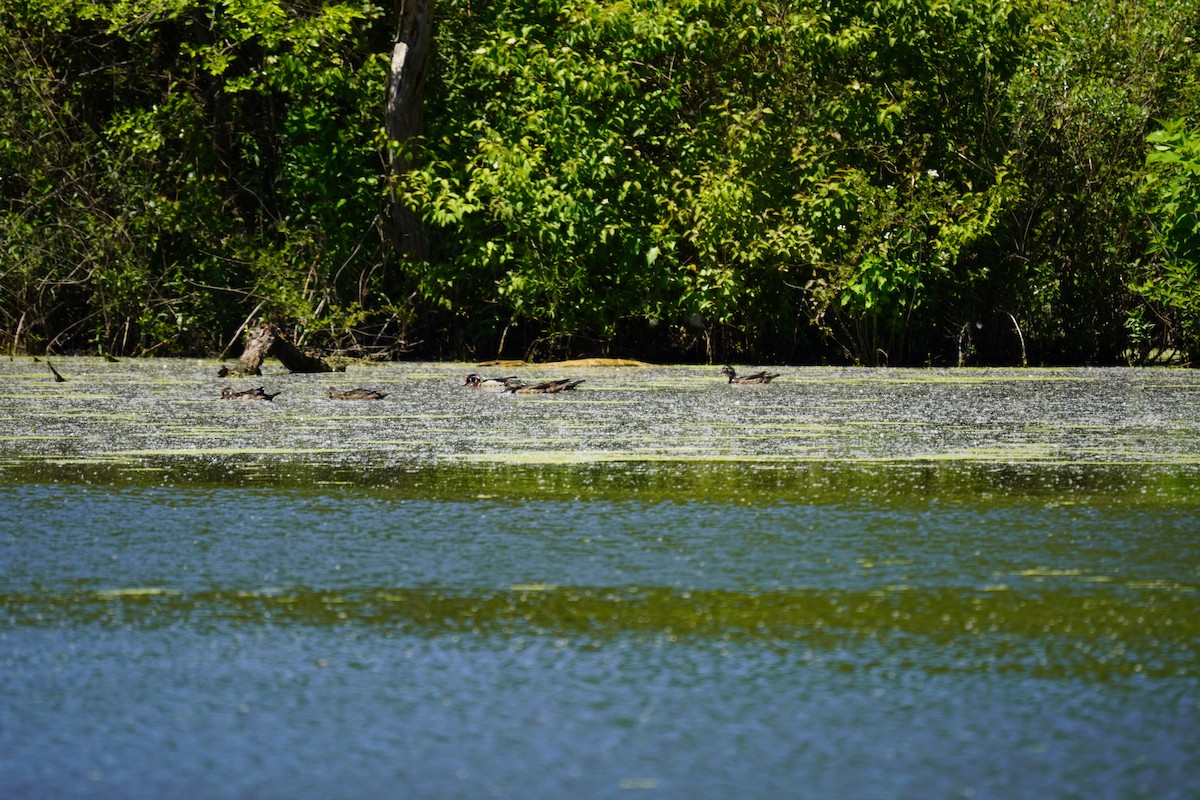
[[404, 0, 1052, 362], [784, 0, 1040, 363], [406, 0, 754, 358], [1132, 117, 1200, 359], [0, 0, 397, 355], [996, 0, 1200, 363], [2, 0, 1198, 364]]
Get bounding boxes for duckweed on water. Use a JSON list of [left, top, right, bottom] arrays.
[[0, 358, 1198, 478]]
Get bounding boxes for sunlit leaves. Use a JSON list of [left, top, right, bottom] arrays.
[[405, 0, 745, 351], [998, 0, 1200, 363], [402, 0, 1066, 362], [0, 0, 394, 355], [4, 0, 1198, 363], [1133, 118, 1200, 358]]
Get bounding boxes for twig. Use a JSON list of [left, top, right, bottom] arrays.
[[1005, 311, 1027, 367]]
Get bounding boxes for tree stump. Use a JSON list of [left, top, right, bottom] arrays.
[[220, 322, 333, 376]]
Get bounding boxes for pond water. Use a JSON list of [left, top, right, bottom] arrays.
[[2, 357, 1199, 798]]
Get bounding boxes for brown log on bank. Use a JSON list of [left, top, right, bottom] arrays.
[[221, 322, 333, 376]]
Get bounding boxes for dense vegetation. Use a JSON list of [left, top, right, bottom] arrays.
[[3, 0, 1198, 365]]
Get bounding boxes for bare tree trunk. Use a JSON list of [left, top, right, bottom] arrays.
[[384, 0, 434, 259], [234, 322, 275, 375], [223, 322, 333, 376]]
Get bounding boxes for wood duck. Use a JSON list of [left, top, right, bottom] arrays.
[[220, 386, 281, 400], [329, 387, 388, 400], [462, 373, 520, 389], [720, 365, 780, 384], [505, 378, 585, 394]]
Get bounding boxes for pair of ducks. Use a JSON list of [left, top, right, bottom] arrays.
[[720, 365, 781, 384], [219, 386, 388, 401], [462, 365, 781, 391], [461, 374, 585, 394], [219, 386, 281, 401]]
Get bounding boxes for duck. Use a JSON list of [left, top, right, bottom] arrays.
[[462, 373, 520, 389], [505, 378, 585, 394], [329, 387, 388, 400], [220, 386, 281, 401], [720, 365, 780, 384]]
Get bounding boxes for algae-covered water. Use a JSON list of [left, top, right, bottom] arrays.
[[2, 358, 1199, 798]]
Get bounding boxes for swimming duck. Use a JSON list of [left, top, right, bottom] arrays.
[[462, 373, 520, 389], [220, 386, 281, 401], [329, 387, 388, 400], [720, 365, 780, 384], [505, 378, 585, 394]]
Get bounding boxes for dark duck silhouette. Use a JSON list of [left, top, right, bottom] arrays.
[[220, 386, 281, 401], [505, 378, 585, 394], [329, 387, 388, 400], [462, 373, 520, 389], [720, 365, 780, 384]]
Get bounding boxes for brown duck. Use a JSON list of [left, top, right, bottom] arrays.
[[220, 386, 281, 401], [329, 387, 388, 400], [505, 378, 585, 394], [720, 365, 780, 384]]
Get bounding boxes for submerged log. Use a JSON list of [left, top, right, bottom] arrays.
[[220, 322, 333, 376]]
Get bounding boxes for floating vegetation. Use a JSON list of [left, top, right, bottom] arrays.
[[4, 584, 1196, 678], [94, 587, 182, 597], [0, 358, 1197, 490], [112, 447, 345, 457]]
